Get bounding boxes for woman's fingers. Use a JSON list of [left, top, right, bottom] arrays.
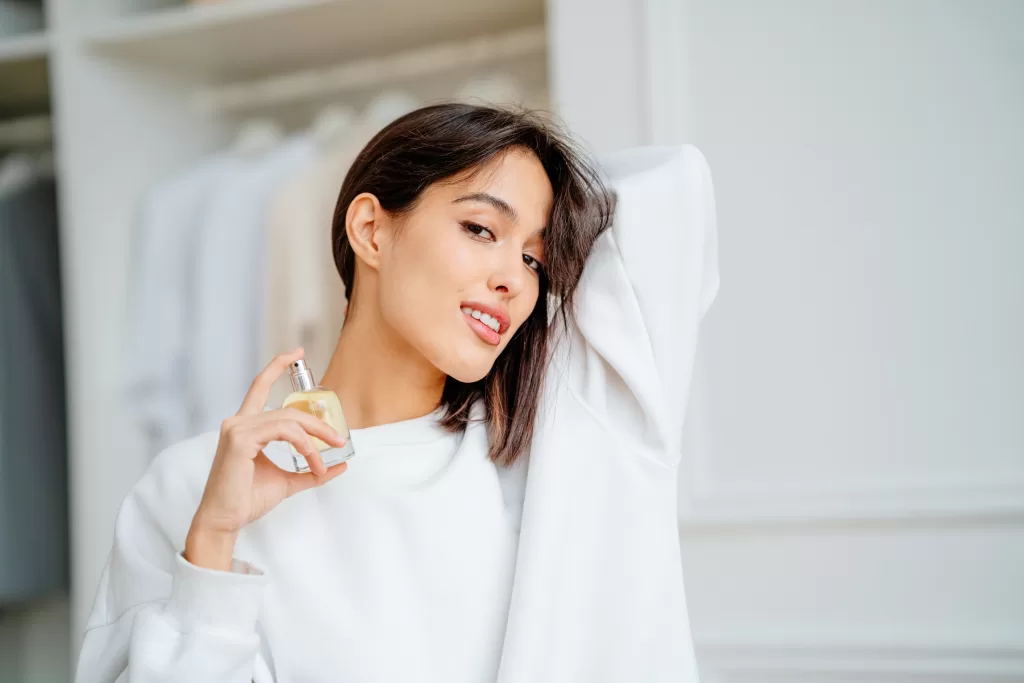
[[284, 461, 349, 497], [270, 407, 347, 448], [253, 454, 348, 498], [237, 347, 305, 416], [299, 447, 328, 477], [223, 409, 344, 470], [247, 418, 326, 474]]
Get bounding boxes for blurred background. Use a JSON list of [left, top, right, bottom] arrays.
[[0, 0, 1021, 681]]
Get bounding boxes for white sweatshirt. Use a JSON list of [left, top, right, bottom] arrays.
[[77, 145, 718, 682]]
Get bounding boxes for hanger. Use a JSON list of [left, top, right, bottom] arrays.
[[230, 118, 285, 157], [310, 103, 357, 151], [362, 90, 420, 129], [0, 114, 57, 198], [0, 153, 41, 199], [456, 73, 525, 107]]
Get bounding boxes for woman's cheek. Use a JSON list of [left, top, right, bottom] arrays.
[[492, 294, 533, 354], [441, 238, 480, 282]]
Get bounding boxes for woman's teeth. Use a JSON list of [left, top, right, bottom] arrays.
[[462, 307, 501, 333]]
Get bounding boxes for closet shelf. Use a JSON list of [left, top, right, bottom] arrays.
[[0, 32, 50, 63], [0, 33, 50, 115], [82, 0, 545, 81]]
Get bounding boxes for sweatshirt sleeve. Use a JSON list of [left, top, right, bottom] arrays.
[[571, 145, 719, 466], [74, 435, 276, 683]]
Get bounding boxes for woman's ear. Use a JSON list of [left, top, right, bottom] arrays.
[[345, 192, 388, 272]]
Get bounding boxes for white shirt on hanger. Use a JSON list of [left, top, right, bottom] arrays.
[[124, 156, 245, 454], [260, 134, 359, 408], [190, 135, 317, 435], [261, 93, 421, 407]]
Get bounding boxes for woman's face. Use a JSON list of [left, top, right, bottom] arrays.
[[376, 149, 553, 383]]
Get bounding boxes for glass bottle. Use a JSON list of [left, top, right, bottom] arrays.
[[282, 359, 355, 472]]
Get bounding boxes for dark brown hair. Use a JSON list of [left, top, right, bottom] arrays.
[[332, 103, 614, 468]]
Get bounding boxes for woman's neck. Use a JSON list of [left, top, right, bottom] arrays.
[[319, 309, 446, 430]]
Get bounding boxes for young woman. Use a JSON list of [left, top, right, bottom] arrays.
[[76, 104, 718, 682]]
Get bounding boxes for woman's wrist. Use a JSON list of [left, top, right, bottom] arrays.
[[184, 518, 239, 572]]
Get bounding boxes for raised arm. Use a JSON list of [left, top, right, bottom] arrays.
[[570, 145, 719, 465]]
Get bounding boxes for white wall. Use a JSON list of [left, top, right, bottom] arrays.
[[552, 0, 1024, 680], [545, 0, 648, 153], [678, 0, 1024, 516]]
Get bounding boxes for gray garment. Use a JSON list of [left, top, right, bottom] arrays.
[[0, 176, 69, 604]]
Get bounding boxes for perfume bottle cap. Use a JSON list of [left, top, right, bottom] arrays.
[[289, 359, 316, 392]]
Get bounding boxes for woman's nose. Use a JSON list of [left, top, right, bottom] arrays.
[[487, 247, 526, 297]]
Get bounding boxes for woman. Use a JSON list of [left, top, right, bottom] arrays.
[[76, 104, 718, 682]]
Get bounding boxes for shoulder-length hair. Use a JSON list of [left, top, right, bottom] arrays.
[[332, 103, 614, 467]]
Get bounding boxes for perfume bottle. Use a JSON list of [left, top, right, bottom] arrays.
[[282, 359, 355, 472]]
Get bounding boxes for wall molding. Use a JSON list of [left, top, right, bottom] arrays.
[[678, 466, 1024, 527], [695, 637, 1024, 682], [676, 354, 1024, 527]]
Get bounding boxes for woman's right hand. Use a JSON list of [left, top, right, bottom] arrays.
[[184, 348, 349, 571]]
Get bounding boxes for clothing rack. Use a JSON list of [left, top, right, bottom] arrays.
[[192, 24, 547, 114]]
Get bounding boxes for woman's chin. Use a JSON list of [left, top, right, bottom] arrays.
[[439, 349, 497, 385], [445, 365, 493, 385]]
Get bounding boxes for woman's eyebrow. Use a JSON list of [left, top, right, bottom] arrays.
[[453, 192, 518, 223]]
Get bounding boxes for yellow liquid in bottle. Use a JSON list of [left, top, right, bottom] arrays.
[[282, 388, 355, 470]]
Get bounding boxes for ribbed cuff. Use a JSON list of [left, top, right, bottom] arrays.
[[166, 551, 267, 634]]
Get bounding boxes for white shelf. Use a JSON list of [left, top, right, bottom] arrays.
[[83, 0, 545, 81], [0, 31, 49, 63], [0, 33, 50, 115]]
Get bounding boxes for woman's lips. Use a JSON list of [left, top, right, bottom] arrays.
[[460, 300, 510, 347], [461, 301, 510, 332], [463, 311, 502, 345]]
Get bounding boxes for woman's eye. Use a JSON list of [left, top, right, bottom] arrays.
[[523, 254, 543, 273], [462, 222, 495, 241]]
